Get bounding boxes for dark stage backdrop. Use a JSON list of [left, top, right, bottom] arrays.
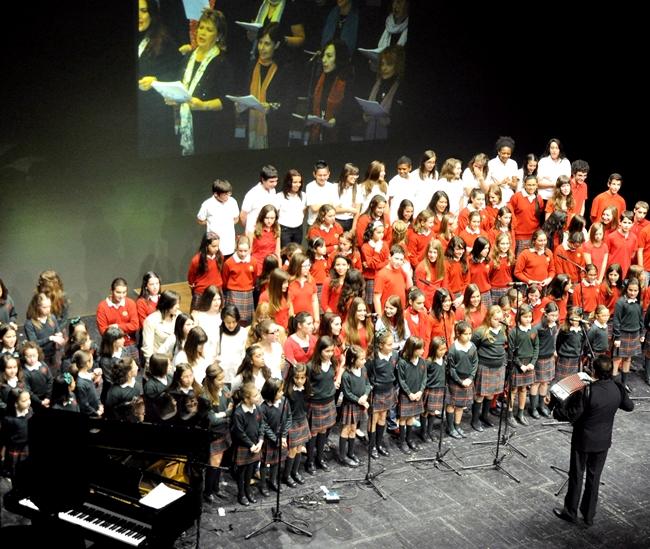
[[0, 2, 641, 316]]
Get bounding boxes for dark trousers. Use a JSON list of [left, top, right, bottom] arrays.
[[280, 225, 304, 248], [336, 218, 353, 232], [564, 447, 608, 522]]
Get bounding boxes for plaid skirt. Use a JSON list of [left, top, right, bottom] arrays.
[[615, 330, 642, 358], [2, 445, 28, 477], [234, 443, 261, 466], [210, 432, 232, 455], [398, 390, 424, 418], [262, 440, 288, 466], [535, 356, 555, 383], [225, 289, 254, 325], [364, 278, 375, 306], [340, 400, 367, 425], [480, 291, 492, 310], [490, 286, 509, 304], [287, 417, 311, 449], [447, 380, 474, 408], [371, 387, 396, 413], [515, 239, 531, 256], [423, 387, 444, 414], [475, 364, 505, 396], [512, 366, 535, 388], [555, 356, 579, 380], [308, 399, 336, 435]]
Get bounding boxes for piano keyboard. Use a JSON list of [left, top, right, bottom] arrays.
[[58, 502, 152, 547]]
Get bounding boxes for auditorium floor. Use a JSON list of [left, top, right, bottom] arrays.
[[2, 372, 649, 549]]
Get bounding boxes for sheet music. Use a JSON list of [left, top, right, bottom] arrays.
[[182, 0, 209, 21], [235, 21, 263, 33], [225, 94, 266, 113], [355, 97, 389, 117], [151, 81, 192, 103], [139, 483, 185, 510], [291, 113, 331, 127]]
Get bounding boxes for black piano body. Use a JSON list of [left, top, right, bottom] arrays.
[[4, 409, 209, 547]]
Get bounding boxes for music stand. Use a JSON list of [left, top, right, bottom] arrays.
[[406, 311, 461, 475], [245, 361, 312, 540], [333, 324, 388, 499], [462, 312, 524, 482]]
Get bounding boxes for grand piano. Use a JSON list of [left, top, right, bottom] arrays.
[[4, 409, 210, 547]]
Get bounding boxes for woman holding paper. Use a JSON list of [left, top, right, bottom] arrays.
[[362, 44, 405, 141], [137, 0, 181, 157], [174, 9, 234, 156], [234, 23, 289, 149], [308, 39, 354, 145]]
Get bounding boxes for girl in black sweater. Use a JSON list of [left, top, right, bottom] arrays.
[[613, 278, 645, 389], [104, 358, 143, 421], [471, 305, 507, 432], [259, 377, 292, 496], [446, 321, 479, 438], [556, 306, 585, 381], [508, 305, 538, 427], [531, 302, 559, 418], [231, 382, 264, 506], [306, 336, 337, 474], [0, 354, 26, 408], [339, 345, 370, 467], [73, 350, 103, 417], [396, 336, 427, 453], [21, 342, 52, 409], [143, 354, 172, 422], [284, 363, 311, 486], [202, 363, 232, 502], [419, 336, 447, 442], [366, 330, 397, 458], [1, 388, 32, 478]]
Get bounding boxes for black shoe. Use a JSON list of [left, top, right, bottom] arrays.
[[341, 455, 358, 467], [370, 446, 379, 459], [377, 444, 390, 457], [245, 489, 257, 504], [455, 424, 467, 438], [203, 492, 215, 504], [315, 458, 329, 471], [446, 414, 461, 439], [516, 410, 529, 426], [625, 384, 632, 393], [553, 507, 576, 524], [581, 511, 594, 527], [238, 494, 250, 506], [506, 412, 518, 429], [538, 402, 551, 418]]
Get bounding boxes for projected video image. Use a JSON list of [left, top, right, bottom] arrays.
[[137, 0, 410, 157]]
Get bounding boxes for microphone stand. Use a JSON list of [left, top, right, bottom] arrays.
[[333, 324, 388, 499], [405, 327, 461, 475], [462, 314, 522, 483], [245, 359, 312, 540], [302, 50, 320, 146]]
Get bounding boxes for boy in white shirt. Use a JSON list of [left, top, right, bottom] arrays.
[[196, 179, 240, 257]]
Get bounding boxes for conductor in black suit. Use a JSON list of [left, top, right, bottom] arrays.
[[553, 355, 634, 526]]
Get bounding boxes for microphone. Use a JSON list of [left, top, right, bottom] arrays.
[[417, 278, 432, 287], [305, 49, 321, 62], [575, 319, 591, 325], [497, 320, 509, 326], [557, 253, 587, 271], [507, 281, 528, 286]]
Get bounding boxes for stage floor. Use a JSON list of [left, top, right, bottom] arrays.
[[2, 373, 649, 549]]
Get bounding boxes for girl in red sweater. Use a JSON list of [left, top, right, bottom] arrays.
[[136, 271, 161, 327], [341, 297, 373, 349], [332, 231, 362, 271], [509, 175, 544, 255], [406, 209, 435, 268], [251, 205, 281, 277], [414, 239, 445, 311], [455, 284, 487, 329], [356, 195, 392, 248], [321, 255, 351, 313], [287, 252, 319, 326], [489, 232, 514, 305], [308, 204, 344, 255], [360, 221, 390, 307], [427, 190, 450, 234], [430, 288, 455, 346], [488, 206, 516, 254], [404, 287, 432, 355], [187, 232, 224, 310], [259, 268, 292, 332], [514, 229, 555, 288], [222, 236, 257, 326], [468, 236, 492, 309], [443, 236, 470, 306]]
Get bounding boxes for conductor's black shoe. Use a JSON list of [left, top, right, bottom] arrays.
[[553, 507, 576, 524], [581, 513, 594, 527], [377, 445, 390, 457]]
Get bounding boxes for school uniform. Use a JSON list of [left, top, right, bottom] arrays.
[[469, 259, 493, 309], [423, 358, 446, 414], [307, 362, 337, 435], [396, 357, 427, 418], [231, 403, 264, 465], [22, 362, 53, 408], [287, 387, 311, 449], [308, 223, 344, 256], [76, 371, 102, 416], [361, 240, 390, 304], [283, 334, 317, 366], [142, 374, 171, 422], [535, 321, 559, 383], [104, 379, 143, 420], [222, 254, 257, 324], [340, 367, 371, 425], [24, 316, 61, 366], [186, 253, 223, 300], [261, 398, 292, 466], [509, 325, 539, 387], [1, 409, 32, 477], [588, 321, 610, 357], [444, 260, 470, 298], [489, 255, 513, 303], [206, 390, 232, 455], [366, 351, 397, 413], [556, 328, 585, 380], [472, 327, 507, 396], [96, 298, 139, 348], [613, 297, 644, 358], [447, 340, 479, 407]]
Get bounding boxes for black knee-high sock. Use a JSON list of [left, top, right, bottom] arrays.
[[376, 424, 386, 448], [621, 370, 628, 385], [338, 435, 348, 460]]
